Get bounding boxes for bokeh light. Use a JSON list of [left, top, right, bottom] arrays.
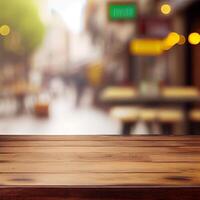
[[178, 35, 186, 45], [188, 32, 200, 45], [0, 25, 10, 36], [163, 32, 180, 50], [161, 3, 172, 15]]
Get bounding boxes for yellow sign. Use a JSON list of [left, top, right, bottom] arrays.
[[130, 39, 163, 56], [130, 32, 185, 56]]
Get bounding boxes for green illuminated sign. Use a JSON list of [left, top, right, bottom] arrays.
[[108, 2, 137, 21]]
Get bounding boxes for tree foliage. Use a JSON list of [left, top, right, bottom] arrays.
[[0, 0, 45, 61]]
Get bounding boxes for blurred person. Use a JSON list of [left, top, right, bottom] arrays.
[[86, 61, 104, 106], [72, 67, 88, 108]]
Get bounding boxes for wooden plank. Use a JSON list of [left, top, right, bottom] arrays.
[[1, 152, 200, 162], [1, 161, 200, 173], [1, 152, 200, 163], [1, 146, 200, 153], [0, 172, 200, 186], [1, 140, 200, 147], [1, 135, 200, 141]]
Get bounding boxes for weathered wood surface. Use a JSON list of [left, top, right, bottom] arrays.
[[1, 135, 200, 199]]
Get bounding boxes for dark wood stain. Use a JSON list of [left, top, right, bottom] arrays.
[[10, 178, 33, 182], [166, 176, 192, 182]]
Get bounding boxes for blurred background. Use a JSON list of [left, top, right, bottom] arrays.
[[0, 0, 200, 135]]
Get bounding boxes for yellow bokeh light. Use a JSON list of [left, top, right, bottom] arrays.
[[0, 25, 10, 36], [178, 35, 186, 45], [161, 4, 172, 15], [163, 32, 180, 50], [188, 32, 200, 45]]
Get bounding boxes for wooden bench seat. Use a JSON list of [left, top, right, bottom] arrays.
[[110, 107, 158, 122], [110, 106, 139, 122], [158, 109, 184, 123], [110, 107, 184, 123], [110, 107, 184, 135]]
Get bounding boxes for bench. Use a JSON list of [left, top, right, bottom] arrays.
[[110, 107, 184, 135]]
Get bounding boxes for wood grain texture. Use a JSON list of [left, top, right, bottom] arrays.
[[1, 135, 200, 199]]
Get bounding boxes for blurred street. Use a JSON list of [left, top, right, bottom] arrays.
[[0, 0, 199, 135], [0, 87, 120, 134]]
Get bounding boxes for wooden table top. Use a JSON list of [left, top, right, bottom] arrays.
[[100, 86, 200, 104], [1, 135, 200, 188]]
